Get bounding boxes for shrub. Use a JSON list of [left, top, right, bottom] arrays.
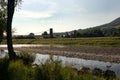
[[17, 52, 35, 66], [0, 55, 115, 80], [34, 56, 104, 80], [8, 60, 35, 80]]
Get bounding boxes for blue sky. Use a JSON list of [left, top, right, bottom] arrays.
[[13, 0, 120, 35]]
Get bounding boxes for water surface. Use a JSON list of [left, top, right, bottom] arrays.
[[0, 47, 120, 77], [34, 53, 120, 77], [0, 44, 64, 48]]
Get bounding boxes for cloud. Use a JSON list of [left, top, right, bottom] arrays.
[[15, 10, 55, 19], [14, 0, 87, 19], [14, 0, 58, 19], [13, 0, 120, 35], [51, 0, 87, 15]]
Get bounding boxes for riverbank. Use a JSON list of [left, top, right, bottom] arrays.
[[0, 56, 109, 80], [1, 45, 119, 63]]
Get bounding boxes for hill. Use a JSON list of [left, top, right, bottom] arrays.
[[54, 17, 120, 37], [76, 17, 120, 37], [95, 17, 120, 29]]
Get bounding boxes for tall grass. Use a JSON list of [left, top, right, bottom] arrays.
[[35, 56, 78, 80], [0, 53, 116, 80], [17, 52, 35, 66], [8, 60, 34, 80]]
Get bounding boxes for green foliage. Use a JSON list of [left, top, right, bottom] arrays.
[[0, 2, 6, 43], [78, 28, 104, 37], [42, 31, 49, 38], [8, 60, 35, 80], [20, 55, 106, 80], [113, 27, 120, 36], [35, 55, 70, 80], [0, 0, 22, 43], [34, 56, 104, 80], [17, 52, 35, 66], [0, 55, 116, 80], [0, 52, 35, 80]]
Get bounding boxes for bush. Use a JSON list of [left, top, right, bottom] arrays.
[[8, 60, 35, 80], [0, 55, 115, 80], [17, 52, 35, 66], [35, 56, 79, 80]]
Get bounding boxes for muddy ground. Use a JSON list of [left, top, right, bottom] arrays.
[[7, 46, 120, 63]]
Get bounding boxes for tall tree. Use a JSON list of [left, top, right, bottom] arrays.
[[6, 0, 22, 60], [7, 0, 16, 60], [0, 0, 21, 43]]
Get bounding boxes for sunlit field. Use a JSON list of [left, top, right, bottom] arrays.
[[2, 37, 120, 47]]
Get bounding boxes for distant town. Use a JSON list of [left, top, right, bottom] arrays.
[[11, 28, 79, 39], [11, 17, 120, 39]]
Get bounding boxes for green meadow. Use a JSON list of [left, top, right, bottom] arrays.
[[2, 37, 120, 47]]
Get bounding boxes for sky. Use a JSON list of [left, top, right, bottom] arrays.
[[13, 0, 120, 35]]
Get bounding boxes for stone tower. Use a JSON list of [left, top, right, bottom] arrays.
[[50, 28, 53, 38]]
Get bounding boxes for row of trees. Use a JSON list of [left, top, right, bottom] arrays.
[[13, 33, 36, 39], [41, 28, 120, 38], [64, 28, 120, 38]]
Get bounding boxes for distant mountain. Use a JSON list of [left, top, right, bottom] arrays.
[[54, 17, 120, 37], [77, 17, 120, 36], [95, 17, 120, 29]]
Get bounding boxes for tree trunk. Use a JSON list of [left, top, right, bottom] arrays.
[[7, 0, 16, 60]]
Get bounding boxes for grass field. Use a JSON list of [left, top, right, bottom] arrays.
[[1, 37, 120, 47]]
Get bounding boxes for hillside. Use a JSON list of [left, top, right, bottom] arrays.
[[54, 17, 120, 37], [77, 17, 120, 37], [96, 17, 120, 29]]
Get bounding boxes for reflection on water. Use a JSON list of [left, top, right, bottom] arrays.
[[0, 49, 6, 58], [0, 44, 64, 48], [34, 54, 120, 77], [0, 49, 120, 77]]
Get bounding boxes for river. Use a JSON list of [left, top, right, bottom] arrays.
[[0, 44, 120, 77], [34, 53, 120, 77], [0, 49, 120, 77], [0, 44, 64, 48]]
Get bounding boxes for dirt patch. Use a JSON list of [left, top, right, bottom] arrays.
[[1, 46, 120, 63]]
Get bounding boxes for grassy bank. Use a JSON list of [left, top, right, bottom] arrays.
[[0, 52, 120, 80], [2, 37, 120, 47], [0, 53, 117, 80]]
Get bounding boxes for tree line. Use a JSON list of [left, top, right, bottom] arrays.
[[64, 27, 120, 38]]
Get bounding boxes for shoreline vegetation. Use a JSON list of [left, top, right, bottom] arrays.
[[0, 54, 117, 80]]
